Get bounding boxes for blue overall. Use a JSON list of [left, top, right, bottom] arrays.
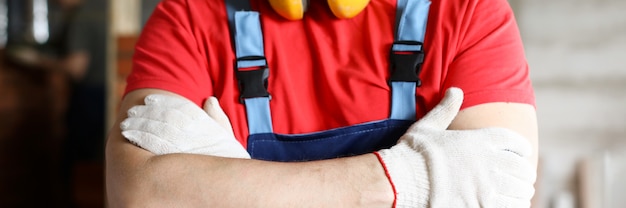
[[225, 0, 431, 162]]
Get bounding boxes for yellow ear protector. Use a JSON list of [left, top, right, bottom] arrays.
[[268, 0, 371, 20]]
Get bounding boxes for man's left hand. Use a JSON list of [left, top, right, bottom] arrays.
[[120, 94, 251, 159]]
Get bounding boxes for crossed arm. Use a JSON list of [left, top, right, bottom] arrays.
[[105, 88, 538, 207]]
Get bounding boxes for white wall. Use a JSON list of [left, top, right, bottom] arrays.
[[513, 0, 626, 207]]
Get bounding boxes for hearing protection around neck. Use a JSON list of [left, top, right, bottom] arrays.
[[268, 0, 371, 20]]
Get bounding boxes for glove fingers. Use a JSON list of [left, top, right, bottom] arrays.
[[121, 117, 186, 145], [204, 97, 235, 135], [144, 94, 189, 106], [127, 105, 191, 129], [144, 94, 207, 120], [121, 130, 180, 155], [412, 87, 463, 131]]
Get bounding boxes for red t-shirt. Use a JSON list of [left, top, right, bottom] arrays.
[[126, 0, 534, 147]]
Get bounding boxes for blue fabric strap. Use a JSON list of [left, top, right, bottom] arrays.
[[238, 58, 268, 69], [390, 0, 430, 120], [234, 12, 266, 63], [225, 0, 251, 50], [390, 82, 417, 120], [391, 44, 422, 52], [395, 0, 430, 42], [244, 97, 274, 134], [227, 1, 274, 134], [394, 0, 408, 40]]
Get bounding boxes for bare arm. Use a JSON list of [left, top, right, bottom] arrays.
[[105, 89, 538, 207], [105, 89, 394, 207]]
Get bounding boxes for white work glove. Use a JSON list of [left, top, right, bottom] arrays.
[[376, 88, 536, 207], [121, 94, 251, 159]]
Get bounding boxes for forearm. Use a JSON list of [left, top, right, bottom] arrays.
[[107, 89, 393, 207], [106, 129, 394, 207]]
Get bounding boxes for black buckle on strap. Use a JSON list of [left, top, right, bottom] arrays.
[[389, 41, 424, 87], [236, 56, 271, 103]]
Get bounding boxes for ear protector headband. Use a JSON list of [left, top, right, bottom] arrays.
[[268, 0, 371, 20]]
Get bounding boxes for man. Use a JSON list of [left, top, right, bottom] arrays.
[[106, 0, 538, 207]]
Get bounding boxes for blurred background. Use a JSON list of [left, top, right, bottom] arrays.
[[0, 0, 623, 207]]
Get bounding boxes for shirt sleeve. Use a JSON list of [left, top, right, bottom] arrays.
[[124, 0, 212, 106], [442, 0, 535, 109]]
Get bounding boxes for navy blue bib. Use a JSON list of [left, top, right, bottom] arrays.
[[225, 0, 430, 162]]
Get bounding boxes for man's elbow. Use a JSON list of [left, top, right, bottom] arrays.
[[105, 129, 160, 207]]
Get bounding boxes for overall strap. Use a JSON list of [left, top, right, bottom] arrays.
[[225, 0, 274, 134], [389, 0, 431, 120]]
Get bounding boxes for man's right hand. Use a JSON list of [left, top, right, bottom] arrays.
[[376, 88, 536, 207]]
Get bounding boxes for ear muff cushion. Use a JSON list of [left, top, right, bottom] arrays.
[[327, 0, 370, 19], [269, 0, 369, 20], [268, 0, 308, 20]]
